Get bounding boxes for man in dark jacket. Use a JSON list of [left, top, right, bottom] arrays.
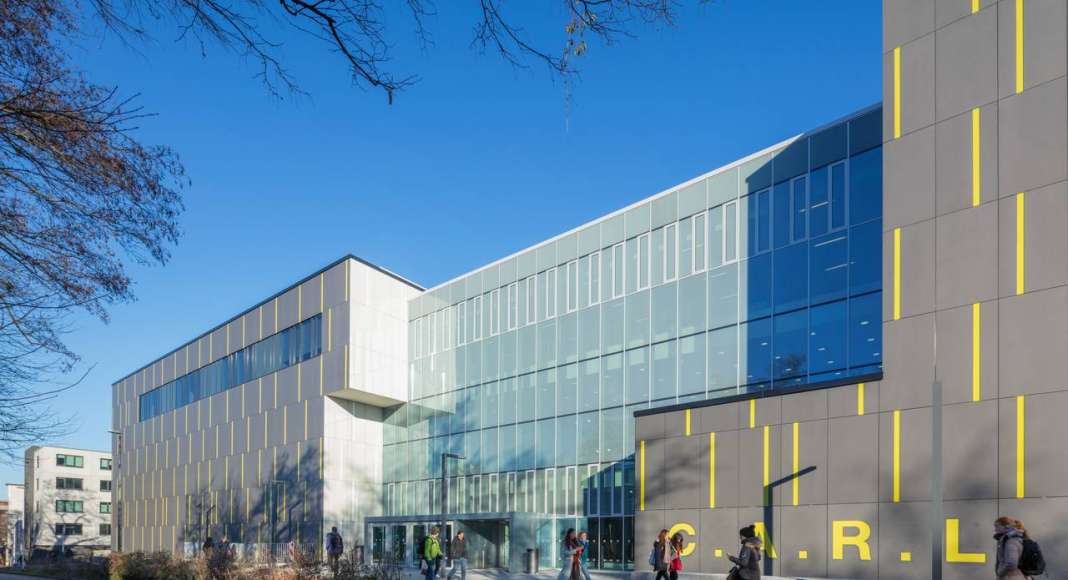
[[447, 531, 467, 580]]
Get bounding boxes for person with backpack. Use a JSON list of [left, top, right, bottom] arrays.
[[424, 527, 444, 580], [649, 529, 676, 580], [325, 526, 344, 575], [994, 517, 1045, 579], [727, 525, 762, 580]]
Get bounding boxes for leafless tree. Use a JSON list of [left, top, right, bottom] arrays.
[[0, 0, 186, 458], [85, 0, 683, 102]]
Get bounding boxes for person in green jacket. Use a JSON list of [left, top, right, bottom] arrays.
[[424, 527, 444, 580]]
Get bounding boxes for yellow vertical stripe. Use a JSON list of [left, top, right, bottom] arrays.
[[709, 432, 716, 508], [639, 440, 646, 511], [893, 228, 902, 319], [1016, 395, 1026, 498], [893, 409, 902, 503], [858, 383, 866, 416], [893, 46, 902, 139], [762, 425, 770, 505], [972, 108, 981, 206], [1016, 193, 1025, 295], [792, 422, 799, 507], [971, 0, 980, 13], [1015, 0, 1024, 93], [972, 303, 982, 401], [685, 409, 692, 436], [749, 399, 756, 429]]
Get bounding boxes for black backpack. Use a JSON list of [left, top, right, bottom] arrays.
[[1019, 538, 1046, 576]]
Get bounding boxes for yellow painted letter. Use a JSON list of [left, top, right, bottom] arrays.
[[832, 520, 872, 561], [946, 519, 987, 564], [668, 523, 697, 557]]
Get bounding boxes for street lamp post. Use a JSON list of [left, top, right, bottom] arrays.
[[440, 453, 464, 557]]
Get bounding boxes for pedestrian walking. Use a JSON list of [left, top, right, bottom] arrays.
[[423, 527, 444, 580], [577, 531, 593, 580], [447, 531, 468, 580], [669, 532, 685, 580], [325, 526, 345, 575], [727, 525, 761, 580], [994, 517, 1045, 579], [649, 529, 675, 580], [557, 528, 581, 580]]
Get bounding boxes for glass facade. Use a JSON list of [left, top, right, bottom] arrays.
[[382, 108, 882, 570], [138, 314, 322, 421]]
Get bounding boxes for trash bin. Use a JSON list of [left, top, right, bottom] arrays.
[[525, 548, 539, 573]]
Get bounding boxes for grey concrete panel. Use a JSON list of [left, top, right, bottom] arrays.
[[936, 0, 996, 29], [936, 202, 998, 310], [826, 503, 879, 579], [942, 400, 998, 500], [323, 262, 347, 309], [694, 402, 738, 434], [902, 35, 937, 136], [997, 390, 1068, 499], [737, 426, 775, 508], [882, 221, 936, 321], [827, 415, 879, 504], [828, 381, 878, 418], [665, 434, 705, 510], [780, 389, 827, 424], [636, 413, 664, 441], [1014, 181, 1068, 294], [884, 0, 934, 50], [877, 501, 932, 580], [784, 419, 828, 507], [999, 0, 1067, 97], [941, 500, 997, 580], [998, 78, 1068, 197], [645, 437, 667, 511], [880, 314, 936, 410], [998, 287, 1068, 396], [698, 508, 740, 575], [738, 397, 780, 431], [935, 301, 999, 405], [936, 106, 999, 215], [884, 126, 937, 230], [936, 8, 998, 120], [663, 410, 687, 438], [708, 429, 740, 510], [634, 508, 664, 568], [778, 505, 828, 579], [300, 275, 323, 321], [879, 406, 933, 502], [276, 365, 299, 408]]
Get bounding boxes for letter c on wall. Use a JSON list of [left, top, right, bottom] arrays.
[[667, 523, 697, 557]]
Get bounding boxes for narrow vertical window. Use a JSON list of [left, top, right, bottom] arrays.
[[545, 268, 557, 318], [589, 252, 601, 305], [507, 283, 518, 330], [611, 243, 625, 299], [792, 176, 808, 242], [430, 311, 438, 354], [830, 161, 847, 230], [472, 296, 483, 340], [664, 224, 677, 282], [723, 201, 738, 263], [445, 306, 454, 350], [415, 318, 423, 358], [525, 276, 537, 325], [756, 189, 771, 253], [693, 212, 707, 273], [566, 261, 578, 313], [457, 302, 466, 346], [490, 289, 501, 335], [637, 233, 651, 290]]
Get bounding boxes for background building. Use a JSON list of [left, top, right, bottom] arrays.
[[7, 483, 24, 564], [634, 1, 1068, 579], [24, 446, 113, 558], [111, 258, 421, 554]]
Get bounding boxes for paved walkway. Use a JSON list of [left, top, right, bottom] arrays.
[[399, 568, 818, 580]]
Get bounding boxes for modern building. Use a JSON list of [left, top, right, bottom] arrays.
[[6, 483, 24, 564], [24, 446, 113, 557], [111, 0, 1068, 577]]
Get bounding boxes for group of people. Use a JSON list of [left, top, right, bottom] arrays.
[[420, 526, 469, 580], [201, 535, 237, 559], [556, 528, 594, 580], [648, 526, 761, 580]]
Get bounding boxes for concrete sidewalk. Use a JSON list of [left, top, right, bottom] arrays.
[[398, 567, 825, 580]]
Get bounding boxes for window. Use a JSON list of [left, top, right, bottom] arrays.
[[430, 311, 438, 354], [472, 296, 483, 340], [525, 276, 537, 324], [99, 524, 112, 536], [566, 261, 578, 313], [692, 212, 707, 273], [610, 243, 625, 299], [100, 502, 112, 514], [56, 454, 83, 468], [138, 313, 323, 422], [588, 253, 601, 305], [792, 176, 808, 242], [100, 480, 112, 492], [749, 188, 772, 254], [830, 161, 847, 230], [457, 301, 467, 346], [663, 224, 677, 282], [56, 477, 82, 490], [544, 268, 557, 319], [55, 524, 82, 536], [722, 201, 739, 263], [56, 500, 84, 513], [490, 289, 501, 335], [636, 233, 650, 290], [100, 458, 112, 470], [507, 283, 519, 330]]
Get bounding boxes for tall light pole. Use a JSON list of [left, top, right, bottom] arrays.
[[441, 453, 464, 554]]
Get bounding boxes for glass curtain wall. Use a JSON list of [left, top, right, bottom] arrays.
[[386, 109, 882, 570]]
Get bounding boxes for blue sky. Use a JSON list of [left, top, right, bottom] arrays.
[[0, 1, 881, 495]]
